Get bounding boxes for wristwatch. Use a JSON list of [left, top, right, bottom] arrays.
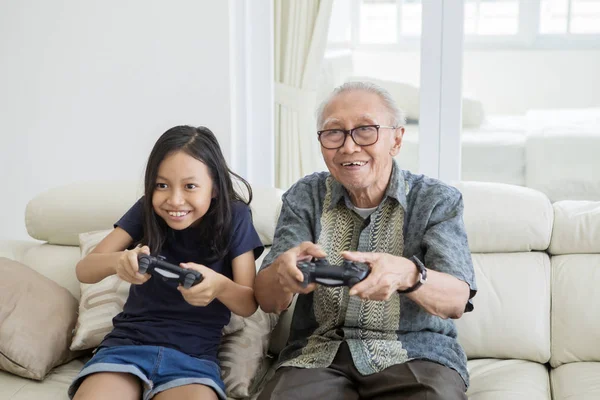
[[397, 255, 427, 294]]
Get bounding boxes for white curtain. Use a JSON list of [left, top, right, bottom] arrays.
[[274, 0, 334, 189]]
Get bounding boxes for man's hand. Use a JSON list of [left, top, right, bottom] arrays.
[[274, 241, 327, 295], [344, 251, 418, 301], [178, 263, 226, 307]]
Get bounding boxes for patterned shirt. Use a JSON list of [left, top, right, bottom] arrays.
[[260, 160, 477, 386]]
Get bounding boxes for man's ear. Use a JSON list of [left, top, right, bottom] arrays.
[[389, 127, 404, 157]]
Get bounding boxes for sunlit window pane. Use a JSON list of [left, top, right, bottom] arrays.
[[328, 0, 352, 43], [401, 1, 422, 35], [360, 0, 397, 43], [464, 3, 478, 34], [540, 0, 569, 33], [464, 0, 519, 36], [571, 0, 600, 33]]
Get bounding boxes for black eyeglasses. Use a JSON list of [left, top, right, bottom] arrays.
[[317, 125, 397, 150]]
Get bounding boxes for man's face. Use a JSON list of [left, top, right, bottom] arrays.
[[319, 90, 404, 195]]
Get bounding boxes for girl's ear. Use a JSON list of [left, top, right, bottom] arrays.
[[212, 187, 218, 199]]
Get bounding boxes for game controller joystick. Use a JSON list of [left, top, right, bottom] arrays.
[[137, 254, 203, 289], [296, 258, 370, 288]]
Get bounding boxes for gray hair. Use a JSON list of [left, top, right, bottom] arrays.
[[315, 81, 407, 130]]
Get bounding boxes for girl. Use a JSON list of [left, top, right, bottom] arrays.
[[69, 126, 264, 400]]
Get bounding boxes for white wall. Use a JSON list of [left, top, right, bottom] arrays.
[[353, 49, 600, 115], [0, 0, 235, 241]]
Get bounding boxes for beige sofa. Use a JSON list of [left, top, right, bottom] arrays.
[[1, 180, 599, 399]]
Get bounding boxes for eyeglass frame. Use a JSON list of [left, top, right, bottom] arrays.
[[316, 124, 398, 150]]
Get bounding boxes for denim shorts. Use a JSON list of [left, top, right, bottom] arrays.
[[68, 345, 226, 400]]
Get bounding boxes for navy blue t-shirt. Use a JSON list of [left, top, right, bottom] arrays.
[[100, 198, 264, 363]]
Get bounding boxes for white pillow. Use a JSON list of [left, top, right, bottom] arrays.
[[70, 230, 245, 351], [219, 308, 279, 398], [70, 230, 130, 351], [347, 76, 485, 127]]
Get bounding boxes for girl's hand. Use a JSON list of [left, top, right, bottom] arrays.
[[178, 263, 226, 307], [115, 245, 152, 285]]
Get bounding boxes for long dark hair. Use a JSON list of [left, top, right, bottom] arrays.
[[141, 125, 252, 260]]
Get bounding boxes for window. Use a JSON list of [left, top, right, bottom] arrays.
[[357, 0, 423, 43], [360, 0, 397, 44], [464, 0, 519, 35], [540, 0, 600, 34], [328, 0, 600, 48]]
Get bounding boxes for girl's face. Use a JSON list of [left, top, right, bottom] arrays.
[[152, 151, 214, 230]]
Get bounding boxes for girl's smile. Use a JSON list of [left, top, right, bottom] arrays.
[[165, 210, 191, 220]]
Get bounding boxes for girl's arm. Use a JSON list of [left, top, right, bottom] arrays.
[[76, 227, 139, 284], [179, 250, 258, 317], [216, 250, 258, 317]]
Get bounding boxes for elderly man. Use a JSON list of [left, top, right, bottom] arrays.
[[255, 82, 477, 400]]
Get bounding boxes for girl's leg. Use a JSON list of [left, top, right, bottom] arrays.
[[73, 372, 142, 400], [153, 384, 218, 400]]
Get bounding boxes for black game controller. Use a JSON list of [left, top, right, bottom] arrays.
[[137, 254, 203, 289], [296, 258, 370, 288]]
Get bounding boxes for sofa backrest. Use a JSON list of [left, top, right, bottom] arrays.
[[25, 181, 143, 246], [454, 182, 553, 364], [11, 181, 283, 299], [25, 181, 283, 247], [548, 200, 600, 368]]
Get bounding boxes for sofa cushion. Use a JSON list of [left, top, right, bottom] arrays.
[[247, 186, 284, 246], [550, 254, 600, 368], [218, 308, 278, 398], [0, 258, 81, 380], [25, 181, 142, 246], [455, 252, 551, 363], [267, 295, 297, 355], [549, 201, 600, 255], [0, 241, 82, 299], [467, 359, 550, 400], [70, 230, 130, 351], [232, 184, 284, 246], [348, 76, 486, 127], [0, 358, 86, 400], [550, 362, 600, 400], [454, 181, 553, 253]]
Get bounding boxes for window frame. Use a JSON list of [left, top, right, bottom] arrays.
[[327, 0, 600, 50]]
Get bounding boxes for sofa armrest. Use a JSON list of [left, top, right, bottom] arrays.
[[0, 239, 44, 262], [0, 239, 82, 299]]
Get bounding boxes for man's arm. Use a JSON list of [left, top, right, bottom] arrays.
[[346, 187, 476, 319], [254, 190, 323, 313], [255, 261, 293, 314], [413, 188, 476, 317], [255, 242, 324, 314], [345, 252, 470, 319], [404, 265, 471, 319]]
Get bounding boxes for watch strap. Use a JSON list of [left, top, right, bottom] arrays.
[[397, 255, 427, 294]]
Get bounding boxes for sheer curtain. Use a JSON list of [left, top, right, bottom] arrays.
[[274, 0, 334, 189]]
